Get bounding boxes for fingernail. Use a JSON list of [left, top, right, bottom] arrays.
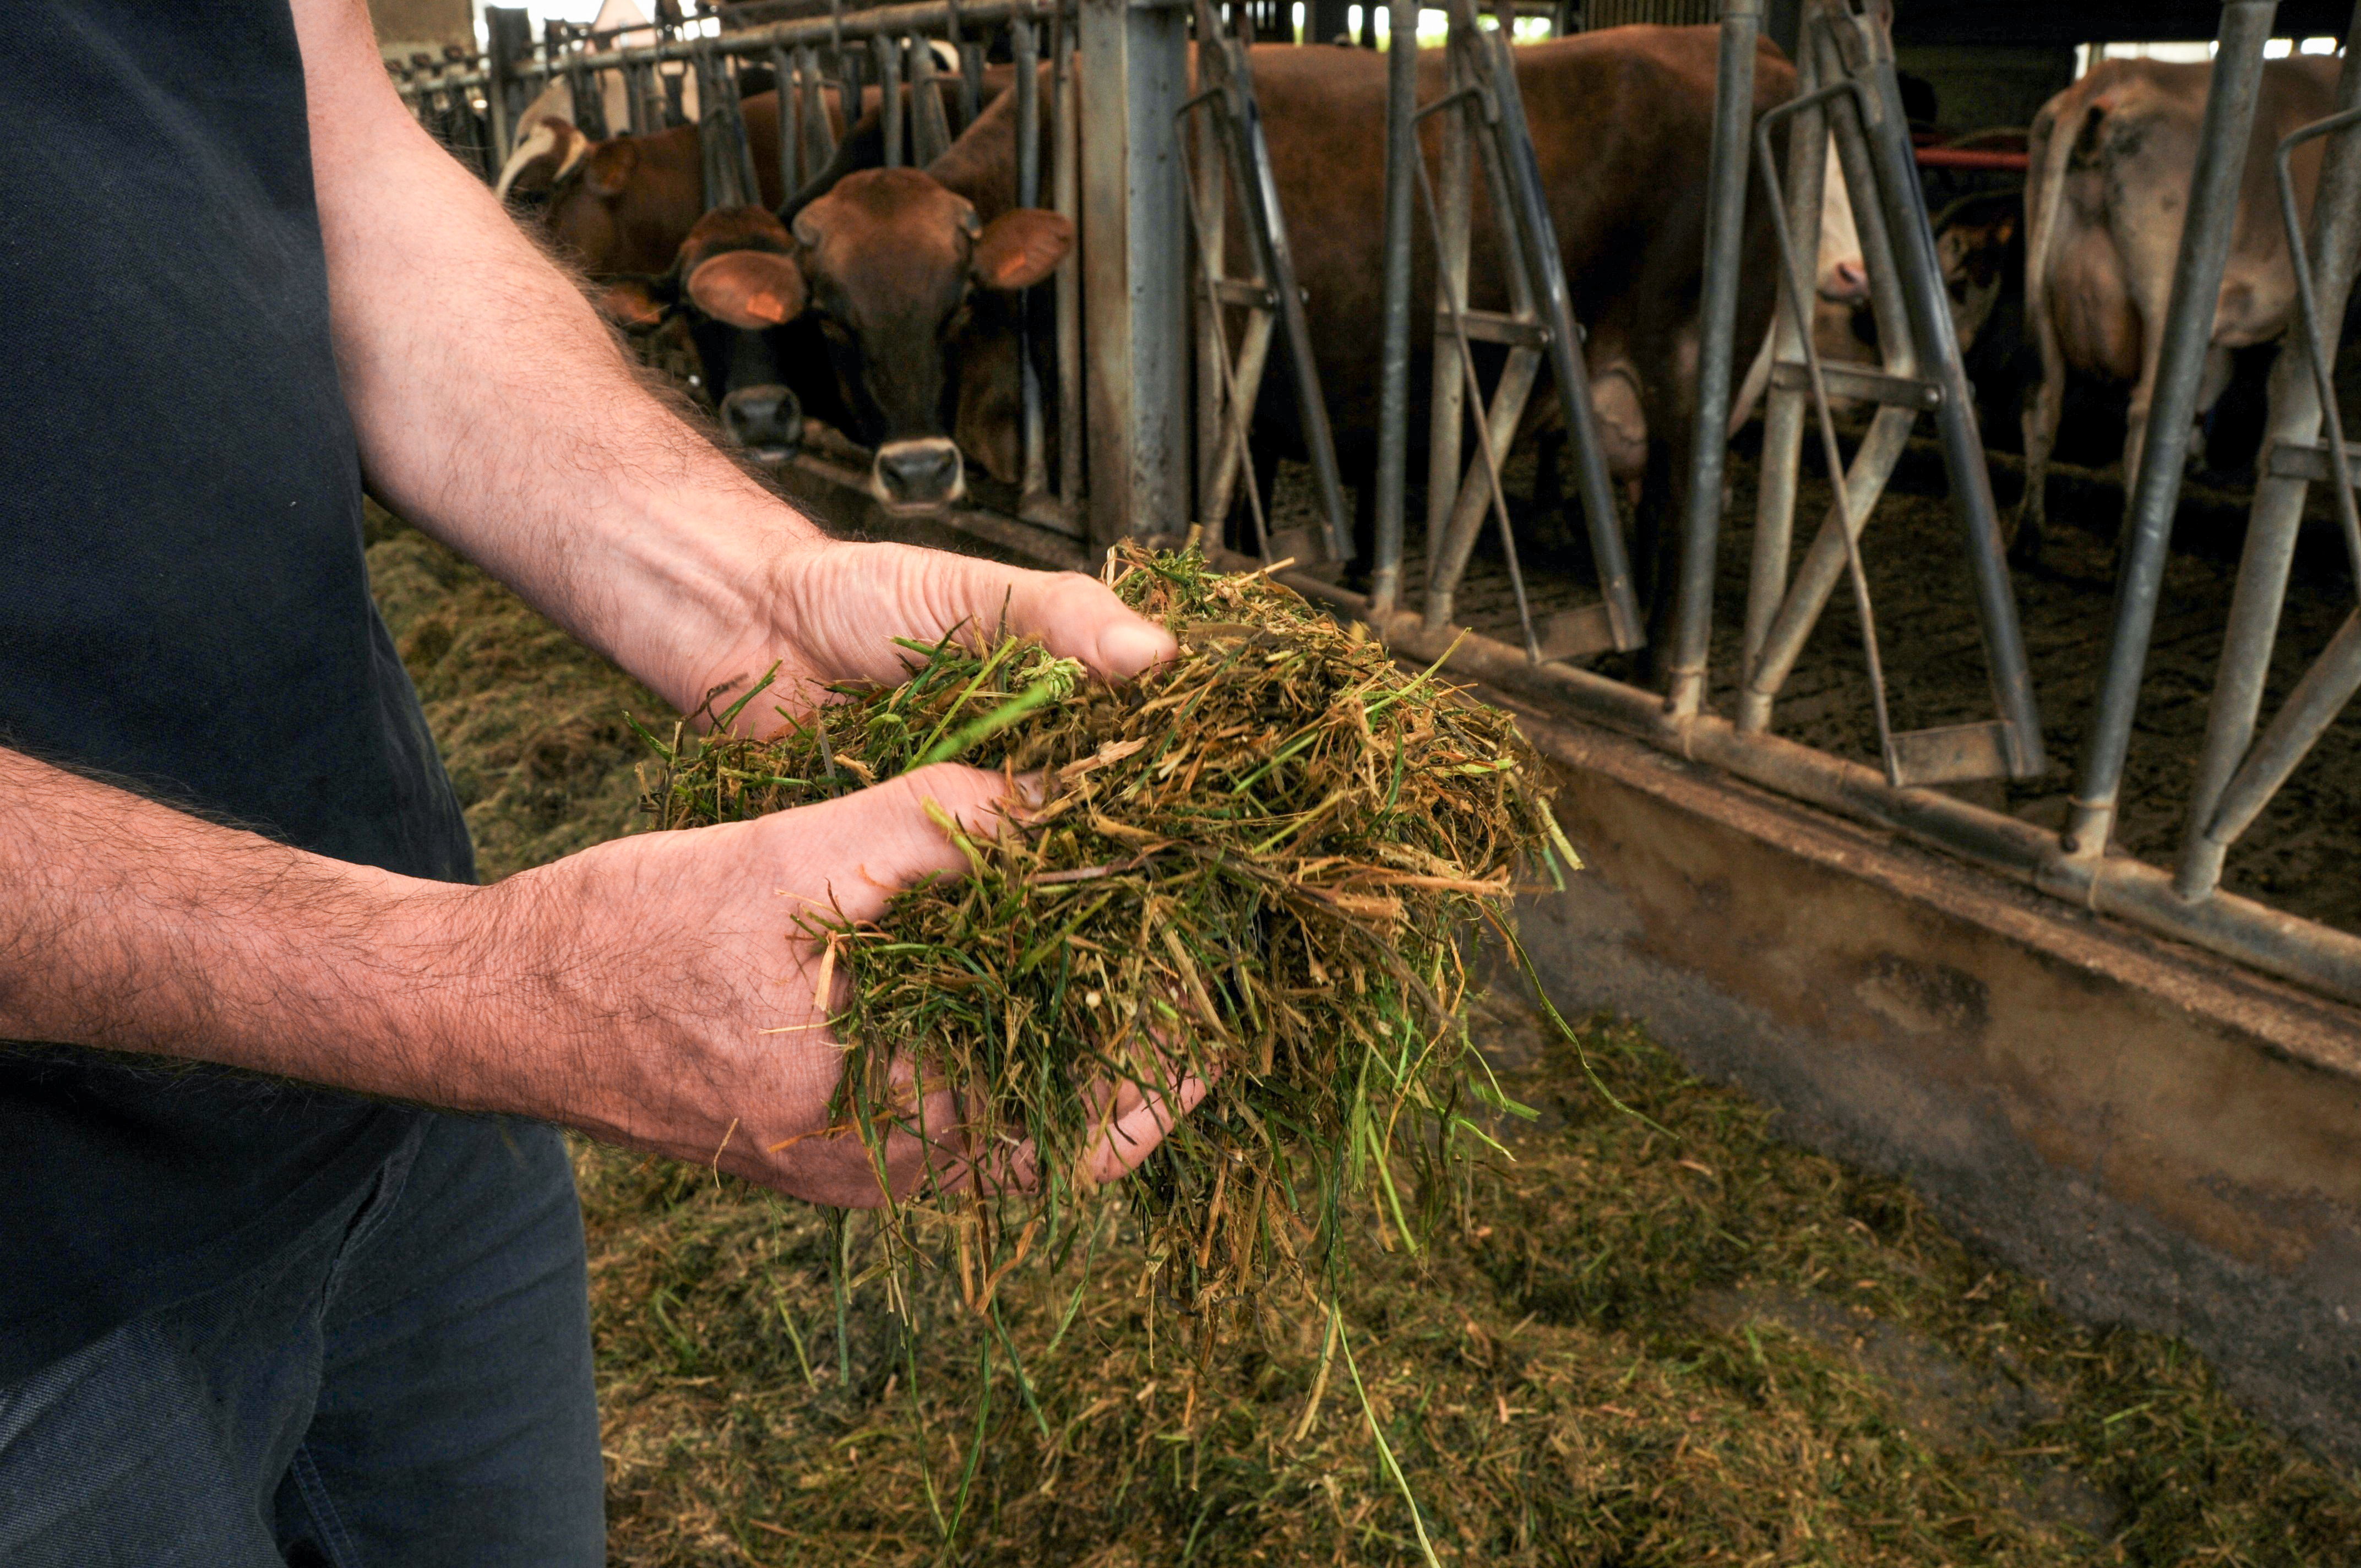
[[1098, 621, 1177, 680], [1009, 771, 1047, 808]]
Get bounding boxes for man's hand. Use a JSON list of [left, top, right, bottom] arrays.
[[474, 763, 1206, 1202], [679, 541, 1178, 732]]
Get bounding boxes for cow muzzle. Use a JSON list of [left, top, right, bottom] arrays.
[[872, 438, 965, 513], [1818, 258, 1871, 304], [719, 384, 804, 460]]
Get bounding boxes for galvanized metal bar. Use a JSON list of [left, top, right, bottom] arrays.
[[1192, 67, 1228, 520], [569, 39, 613, 140], [1737, 34, 1826, 722], [1745, 76, 1901, 780], [1477, 15, 1642, 650], [1423, 36, 1474, 611], [1410, 85, 1545, 657], [1054, 17, 1086, 511], [834, 7, 864, 135], [1015, 15, 1051, 508], [2273, 107, 2361, 584], [1367, 0, 1421, 616], [2065, 0, 2279, 858], [875, 33, 905, 165], [1080, 0, 1191, 545], [771, 44, 801, 190], [2196, 608, 2361, 855], [1177, 83, 1281, 551], [910, 34, 956, 164], [547, 0, 1069, 79], [1740, 405, 1917, 715], [625, 59, 650, 135], [1835, 0, 2043, 779], [485, 7, 534, 165], [1663, 0, 1761, 718], [1202, 12, 1355, 562], [2178, 29, 2361, 900], [799, 45, 836, 177], [695, 36, 764, 209]]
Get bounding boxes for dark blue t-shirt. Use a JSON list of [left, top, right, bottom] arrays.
[[0, 2, 475, 1378]]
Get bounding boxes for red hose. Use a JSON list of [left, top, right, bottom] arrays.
[[1915, 148, 2031, 172]]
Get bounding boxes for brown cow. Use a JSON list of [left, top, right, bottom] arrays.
[[2018, 55, 2340, 562]]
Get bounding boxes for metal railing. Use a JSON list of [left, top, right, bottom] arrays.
[[1324, 0, 2361, 1005]]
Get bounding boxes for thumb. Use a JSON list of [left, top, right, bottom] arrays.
[[773, 761, 1026, 924]]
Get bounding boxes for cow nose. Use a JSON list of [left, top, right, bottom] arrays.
[[872, 438, 965, 511], [1820, 258, 1871, 304], [719, 384, 804, 458]]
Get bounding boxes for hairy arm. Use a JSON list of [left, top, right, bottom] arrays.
[[0, 746, 1196, 1204], [290, 0, 1172, 720]]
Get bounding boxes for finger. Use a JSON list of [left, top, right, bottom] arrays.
[[999, 569, 1179, 683], [1081, 1071, 1212, 1186], [765, 761, 1022, 925]]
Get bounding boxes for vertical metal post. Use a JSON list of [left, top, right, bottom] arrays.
[[1663, 0, 1761, 718], [773, 45, 799, 194], [485, 6, 534, 164], [1056, 17, 1086, 510], [2065, 0, 2278, 858], [910, 36, 956, 165], [1737, 20, 1825, 715], [1844, 2, 2043, 775], [1016, 13, 1052, 508], [1192, 54, 1230, 520], [799, 45, 835, 181], [1483, 20, 1638, 644], [875, 34, 906, 166], [1080, 0, 1193, 546], [1423, 25, 1473, 599], [2179, 13, 2361, 899], [1368, 0, 1420, 614]]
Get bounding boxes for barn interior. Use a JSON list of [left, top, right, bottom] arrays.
[[367, 1, 2361, 1560]]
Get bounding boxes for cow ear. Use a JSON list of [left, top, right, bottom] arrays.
[[585, 139, 638, 198], [597, 276, 673, 332], [685, 250, 809, 330], [972, 209, 1073, 291]]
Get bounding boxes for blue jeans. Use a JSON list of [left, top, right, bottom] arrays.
[[0, 1114, 603, 1565]]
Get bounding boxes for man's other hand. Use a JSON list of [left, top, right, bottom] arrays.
[[470, 761, 1206, 1204], [671, 543, 1180, 733]]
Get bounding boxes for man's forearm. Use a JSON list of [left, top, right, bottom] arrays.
[[0, 744, 526, 1105], [290, 0, 812, 717]]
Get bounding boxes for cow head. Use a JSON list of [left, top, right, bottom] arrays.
[[780, 167, 1071, 513], [602, 205, 810, 459], [541, 138, 670, 278]]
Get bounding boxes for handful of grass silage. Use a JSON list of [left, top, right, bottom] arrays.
[[642, 540, 1576, 1342]]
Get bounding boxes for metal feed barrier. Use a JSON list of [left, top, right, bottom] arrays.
[[393, 0, 2361, 1010]]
